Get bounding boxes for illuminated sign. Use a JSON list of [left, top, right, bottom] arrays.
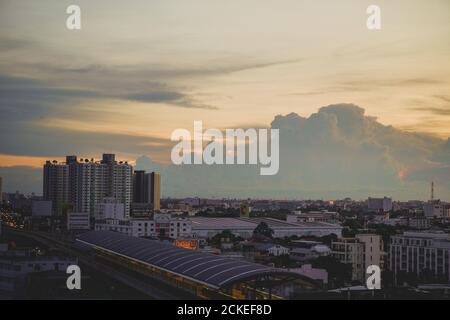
[[174, 239, 199, 250]]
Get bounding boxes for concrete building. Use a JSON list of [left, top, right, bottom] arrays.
[[0, 176, 3, 203], [132, 170, 160, 211], [67, 212, 90, 230], [389, 231, 450, 283], [95, 213, 192, 239], [190, 217, 342, 239], [95, 197, 125, 220], [368, 197, 393, 212], [423, 201, 446, 218], [332, 234, 384, 283], [43, 161, 69, 215]]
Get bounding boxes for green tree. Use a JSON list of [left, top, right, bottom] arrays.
[[253, 222, 274, 239]]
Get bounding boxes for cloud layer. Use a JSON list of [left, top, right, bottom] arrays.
[[2, 103, 450, 200]]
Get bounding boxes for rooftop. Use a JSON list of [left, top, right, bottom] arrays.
[[76, 231, 307, 289]]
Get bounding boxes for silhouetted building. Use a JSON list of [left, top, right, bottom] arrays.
[[132, 171, 160, 211]]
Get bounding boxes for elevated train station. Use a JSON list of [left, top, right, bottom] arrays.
[[76, 231, 318, 299]]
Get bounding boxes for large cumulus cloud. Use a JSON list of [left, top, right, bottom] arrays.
[[133, 104, 450, 200]]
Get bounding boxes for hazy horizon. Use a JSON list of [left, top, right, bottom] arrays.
[[1, 0, 449, 200]]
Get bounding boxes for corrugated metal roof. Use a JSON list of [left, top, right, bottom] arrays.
[[76, 231, 299, 289]]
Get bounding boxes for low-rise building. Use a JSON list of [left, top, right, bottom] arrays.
[[389, 231, 450, 283], [0, 249, 77, 298], [255, 244, 290, 256], [423, 201, 446, 218], [332, 234, 385, 283], [287, 264, 328, 285], [190, 217, 342, 239], [95, 213, 192, 239], [95, 197, 126, 220]]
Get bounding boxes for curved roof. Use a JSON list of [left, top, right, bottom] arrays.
[[76, 231, 304, 289]]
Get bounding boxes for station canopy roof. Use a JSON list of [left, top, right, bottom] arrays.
[[76, 231, 302, 289]]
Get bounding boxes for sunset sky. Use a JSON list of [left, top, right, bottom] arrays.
[[1, 0, 449, 199]]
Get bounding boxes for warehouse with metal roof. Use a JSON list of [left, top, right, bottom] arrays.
[[76, 231, 317, 299]]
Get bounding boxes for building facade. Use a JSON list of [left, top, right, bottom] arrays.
[[132, 170, 161, 211], [43, 161, 69, 216], [332, 234, 384, 282], [368, 197, 393, 212], [389, 231, 450, 283], [95, 214, 192, 239]]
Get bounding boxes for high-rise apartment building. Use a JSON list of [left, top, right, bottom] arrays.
[[43, 154, 132, 218], [132, 170, 160, 211], [43, 161, 69, 215]]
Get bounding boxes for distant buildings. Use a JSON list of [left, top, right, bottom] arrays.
[[389, 231, 450, 283], [287, 211, 339, 224], [190, 217, 343, 239], [368, 197, 393, 212], [332, 234, 385, 282]]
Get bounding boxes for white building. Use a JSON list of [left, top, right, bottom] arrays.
[[389, 231, 450, 283], [67, 212, 90, 230], [256, 244, 290, 256], [95, 197, 126, 220], [95, 214, 192, 239], [423, 201, 445, 218]]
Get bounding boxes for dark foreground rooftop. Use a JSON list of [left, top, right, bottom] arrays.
[[76, 231, 305, 289]]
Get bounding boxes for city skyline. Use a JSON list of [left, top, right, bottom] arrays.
[[1, 0, 450, 200]]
